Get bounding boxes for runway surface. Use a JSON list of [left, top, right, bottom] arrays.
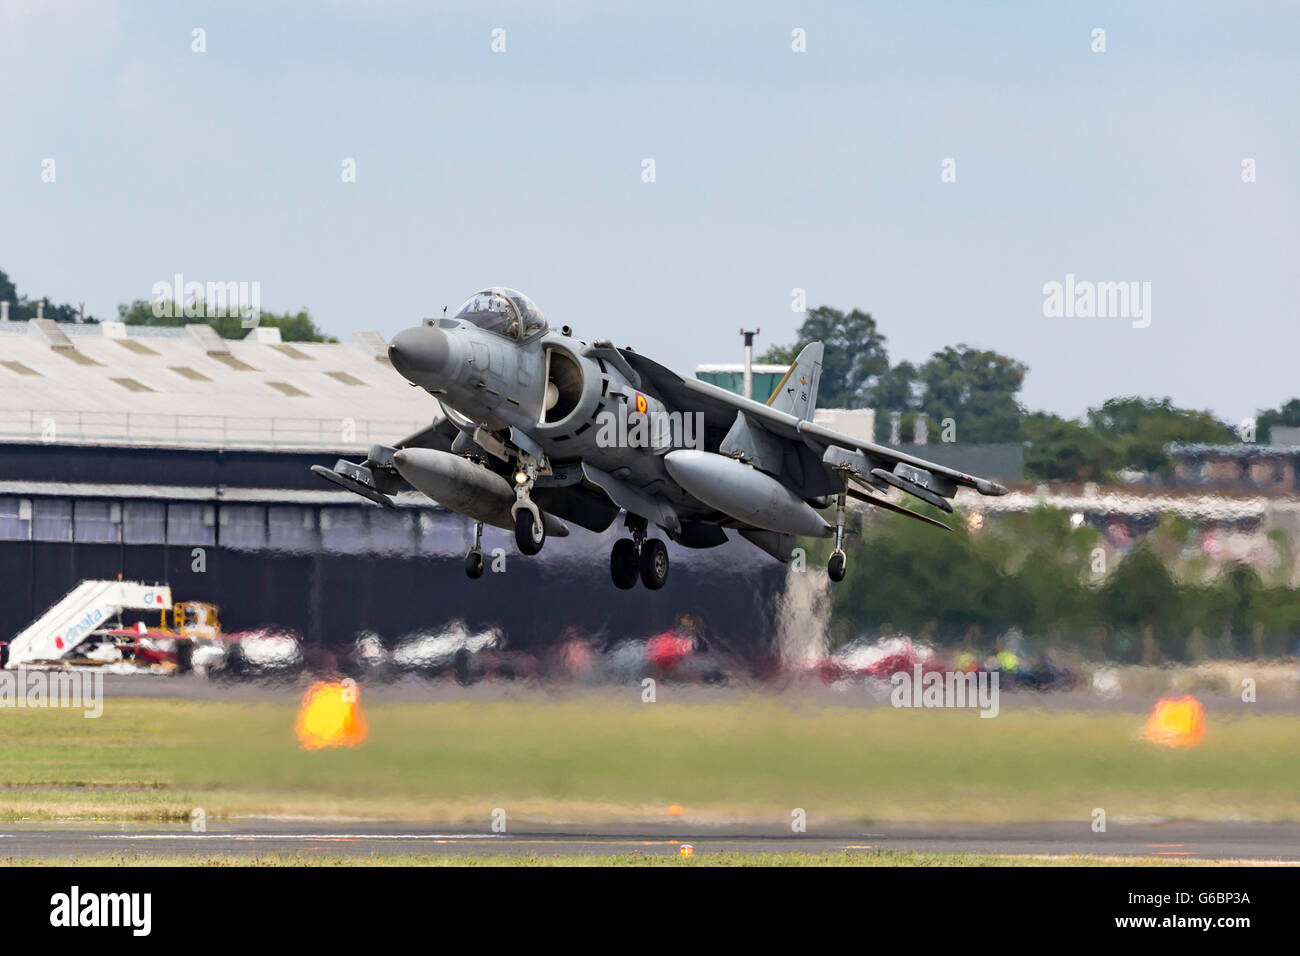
[[2, 820, 1297, 862]]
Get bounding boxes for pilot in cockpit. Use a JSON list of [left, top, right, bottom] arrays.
[[452, 288, 548, 343]]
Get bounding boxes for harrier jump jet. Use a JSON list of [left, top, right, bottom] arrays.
[[314, 288, 1008, 589]]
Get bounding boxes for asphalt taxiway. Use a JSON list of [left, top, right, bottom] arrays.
[[2, 820, 1297, 862]]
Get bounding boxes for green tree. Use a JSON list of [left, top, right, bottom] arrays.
[[1020, 411, 1110, 481], [0, 267, 96, 323], [1256, 399, 1300, 443], [988, 507, 1101, 637], [917, 345, 1027, 443], [1098, 545, 1188, 656], [1217, 562, 1263, 635], [1250, 585, 1300, 656], [813, 494, 1300, 663], [867, 360, 920, 413], [830, 502, 999, 636], [117, 299, 337, 342], [1087, 397, 1234, 475]]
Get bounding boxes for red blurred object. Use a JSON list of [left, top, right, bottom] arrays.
[[646, 633, 694, 671], [95, 628, 181, 665], [814, 637, 947, 684]]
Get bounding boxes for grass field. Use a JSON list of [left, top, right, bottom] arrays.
[[0, 692, 1297, 823]]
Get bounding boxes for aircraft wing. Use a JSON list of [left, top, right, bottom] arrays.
[[620, 348, 1010, 499], [311, 409, 459, 507]]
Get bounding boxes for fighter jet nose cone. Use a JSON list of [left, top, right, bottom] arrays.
[[389, 326, 451, 378]]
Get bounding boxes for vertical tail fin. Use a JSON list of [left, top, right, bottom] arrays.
[[765, 341, 822, 421]]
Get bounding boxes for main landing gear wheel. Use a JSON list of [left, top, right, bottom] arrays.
[[610, 538, 639, 590], [515, 509, 545, 555], [465, 550, 485, 579], [639, 538, 669, 590], [828, 549, 847, 583]]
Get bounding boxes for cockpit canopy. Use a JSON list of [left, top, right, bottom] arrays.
[[453, 287, 547, 341]]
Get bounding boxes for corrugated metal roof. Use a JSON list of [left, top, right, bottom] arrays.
[[169, 366, 212, 382], [115, 339, 160, 356], [0, 320, 439, 451], [110, 377, 155, 393], [270, 343, 313, 361], [324, 370, 367, 386], [55, 349, 103, 367]]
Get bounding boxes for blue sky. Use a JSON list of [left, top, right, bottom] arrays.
[[2, 1, 1296, 422]]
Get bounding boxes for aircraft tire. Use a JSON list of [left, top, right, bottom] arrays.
[[828, 549, 847, 583], [639, 538, 669, 590], [465, 550, 485, 579], [610, 538, 639, 589], [515, 509, 545, 555]]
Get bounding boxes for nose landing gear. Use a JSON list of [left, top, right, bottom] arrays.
[[514, 508, 545, 555], [511, 456, 546, 555]]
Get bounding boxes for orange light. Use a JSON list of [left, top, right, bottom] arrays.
[[668, 803, 684, 816], [679, 844, 694, 858], [635, 393, 648, 414], [295, 680, 368, 750], [1143, 695, 1206, 748]]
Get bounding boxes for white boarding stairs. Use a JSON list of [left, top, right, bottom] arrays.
[[5, 580, 172, 668]]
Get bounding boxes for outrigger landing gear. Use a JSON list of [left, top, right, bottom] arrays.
[[465, 521, 485, 579], [828, 489, 848, 583], [609, 514, 669, 590]]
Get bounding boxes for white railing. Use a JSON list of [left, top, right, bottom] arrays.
[[0, 409, 430, 450]]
